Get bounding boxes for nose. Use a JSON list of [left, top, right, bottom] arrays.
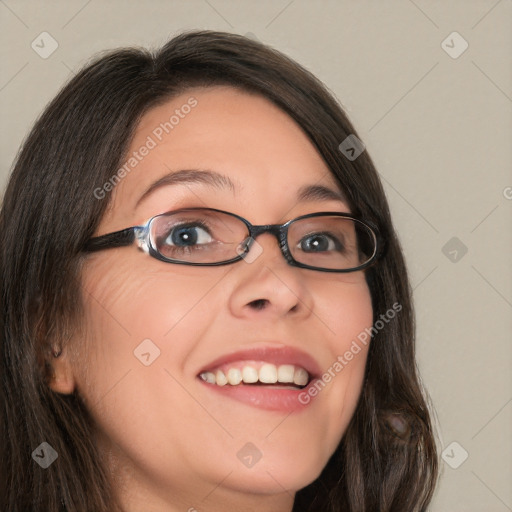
[[228, 233, 314, 320]]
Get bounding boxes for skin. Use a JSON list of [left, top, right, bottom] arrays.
[[51, 86, 373, 512]]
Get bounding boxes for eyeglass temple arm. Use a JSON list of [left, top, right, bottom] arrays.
[[83, 228, 137, 252]]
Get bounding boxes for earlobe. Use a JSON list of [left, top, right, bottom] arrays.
[[47, 347, 76, 395]]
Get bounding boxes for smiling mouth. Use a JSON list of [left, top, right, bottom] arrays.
[[199, 361, 310, 389]]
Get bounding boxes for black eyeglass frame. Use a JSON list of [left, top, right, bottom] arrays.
[[84, 207, 383, 273]]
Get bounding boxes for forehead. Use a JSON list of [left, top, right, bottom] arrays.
[[108, 86, 346, 221]]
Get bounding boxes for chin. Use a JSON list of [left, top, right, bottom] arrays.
[[219, 452, 327, 496]]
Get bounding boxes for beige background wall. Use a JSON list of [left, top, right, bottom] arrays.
[[1, 1, 510, 510]]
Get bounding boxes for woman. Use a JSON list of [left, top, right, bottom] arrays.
[[1, 30, 438, 511]]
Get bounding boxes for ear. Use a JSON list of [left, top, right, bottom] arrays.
[[47, 347, 76, 395]]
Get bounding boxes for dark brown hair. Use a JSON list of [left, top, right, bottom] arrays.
[[1, 30, 438, 511]]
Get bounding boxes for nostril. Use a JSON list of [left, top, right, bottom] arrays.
[[248, 299, 269, 310]]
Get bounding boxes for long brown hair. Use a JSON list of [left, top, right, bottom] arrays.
[[1, 30, 438, 511]]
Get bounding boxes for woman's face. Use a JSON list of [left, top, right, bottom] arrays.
[[58, 86, 373, 510]]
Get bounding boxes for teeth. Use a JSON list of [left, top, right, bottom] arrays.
[[201, 371, 216, 384], [242, 366, 258, 383], [227, 368, 242, 385], [259, 363, 277, 383], [293, 367, 309, 387], [200, 363, 310, 388], [215, 370, 228, 386], [277, 364, 295, 383]]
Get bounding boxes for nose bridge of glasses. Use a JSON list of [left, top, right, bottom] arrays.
[[244, 223, 290, 259], [249, 224, 284, 240]]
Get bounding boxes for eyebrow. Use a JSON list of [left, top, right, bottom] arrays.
[[136, 169, 236, 206], [296, 184, 347, 205], [136, 168, 347, 208]]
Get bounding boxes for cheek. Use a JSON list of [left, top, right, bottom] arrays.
[[317, 278, 373, 337], [74, 254, 221, 396], [73, 256, 232, 473], [81, 252, 230, 335], [308, 276, 373, 445], [313, 274, 373, 356]]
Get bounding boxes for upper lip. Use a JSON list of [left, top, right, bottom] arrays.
[[197, 344, 323, 379]]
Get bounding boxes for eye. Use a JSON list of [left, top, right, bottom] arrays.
[[164, 223, 213, 247], [298, 232, 342, 253]]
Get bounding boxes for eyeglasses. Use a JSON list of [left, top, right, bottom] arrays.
[[84, 208, 381, 273]]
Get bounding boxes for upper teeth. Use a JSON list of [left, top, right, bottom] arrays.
[[199, 363, 309, 387]]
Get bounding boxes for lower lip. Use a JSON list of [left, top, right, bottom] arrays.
[[197, 378, 318, 412]]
